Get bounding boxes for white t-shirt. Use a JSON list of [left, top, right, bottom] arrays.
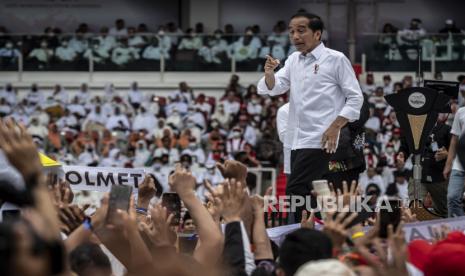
[[451, 106, 465, 171]]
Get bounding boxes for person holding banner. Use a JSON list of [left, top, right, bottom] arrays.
[[257, 12, 363, 220]]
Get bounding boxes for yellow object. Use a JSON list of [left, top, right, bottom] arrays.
[[407, 114, 427, 150], [39, 152, 61, 167], [351, 231, 365, 240]]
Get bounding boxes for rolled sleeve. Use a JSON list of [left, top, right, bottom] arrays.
[[257, 57, 291, 96], [336, 55, 363, 122]]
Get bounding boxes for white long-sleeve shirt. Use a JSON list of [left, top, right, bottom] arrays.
[[257, 42, 363, 150], [277, 103, 291, 174]]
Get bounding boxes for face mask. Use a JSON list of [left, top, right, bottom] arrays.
[[6, 43, 12, 48], [158, 30, 165, 36], [87, 148, 93, 153], [153, 163, 162, 170], [211, 122, 219, 128], [215, 34, 221, 39], [386, 147, 394, 154], [41, 43, 47, 48], [385, 125, 393, 131], [187, 122, 195, 128], [363, 148, 370, 155], [207, 168, 215, 174], [189, 143, 197, 149], [233, 131, 241, 138]]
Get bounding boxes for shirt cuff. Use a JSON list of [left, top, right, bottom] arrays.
[[257, 77, 271, 94], [338, 106, 360, 122]]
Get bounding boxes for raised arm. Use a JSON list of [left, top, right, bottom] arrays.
[[257, 55, 291, 96], [170, 164, 224, 267]]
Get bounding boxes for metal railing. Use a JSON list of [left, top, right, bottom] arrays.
[[248, 167, 277, 196]]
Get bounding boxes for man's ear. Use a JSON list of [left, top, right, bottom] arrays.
[[275, 268, 286, 276], [315, 30, 322, 41]]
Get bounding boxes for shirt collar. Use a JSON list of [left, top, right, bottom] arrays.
[[299, 42, 325, 60]]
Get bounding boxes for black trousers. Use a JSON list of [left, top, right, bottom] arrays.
[[287, 149, 331, 223]]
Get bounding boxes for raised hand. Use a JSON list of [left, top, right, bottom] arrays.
[[137, 175, 157, 209], [218, 178, 247, 222], [357, 223, 408, 276], [169, 163, 196, 198], [323, 210, 357, 250], [204, 180, 224, 222], [216, 160, 248, 183], [300, 209, 315, 229], [140, 203, 176, 248], [264, 55, 280, 74], [0, 118, 42, 185]]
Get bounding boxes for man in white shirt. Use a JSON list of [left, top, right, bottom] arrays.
[[230, 31, 260, 62], [127, 27, 146, 51], [128, 81, 144, 110], [181, 138, 206, 164], [0, 83, 17, 107], [52, 84, 68, 105], [55, 40, 77, 62], [27, 117, 48, 140], [109, 19, 128, 37], [83, 105, 106, 130], [358, 166, 386, 195], [106, 107, 130, 131], [69, 32, 88, 54], [202, 161, 224, 186], [96, 27, 117, 52], [0, 41, 21, 63], [198, 30, 229, 64], [246, 94, 262, 116], [112, 39, 140, 66], [143, 37, 170, 61], [277, 103, 291, 175], [259, 39, 286, 62], [55, 108, 76, 128], [257, 12, 363, 217], [133, 106, 157, 132], [28, 41, 53, 66], [382, 75, 394, 95], [76, 83, 90, 105], [26, 83, 45, 107], [220, 91, 240, 116], [397, 18, 426, 60], [67, 96, 87, 118], [360, 73, 377, 95], [444, 106, 465, 217]]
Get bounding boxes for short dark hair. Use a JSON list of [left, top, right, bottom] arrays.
[[70, 243, 111, 275], [290, 12, 324, 38], [278, 228, 333, 276]]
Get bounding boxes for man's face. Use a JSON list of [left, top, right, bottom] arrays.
[[184, 219, 196, 233], [367, 167, 376, 178], [288, 17, 321, 54]]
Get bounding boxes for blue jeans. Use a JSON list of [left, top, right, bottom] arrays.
[[447, 170, 465, 217]]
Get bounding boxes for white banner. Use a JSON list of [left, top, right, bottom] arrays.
[[62, 165, 146, 192], [266, 216, 465, 246], [403, 216, 465, 243]]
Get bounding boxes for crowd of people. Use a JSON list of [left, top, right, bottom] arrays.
[[1, 117, 464, 276], [0, 76, 284, 198], [0, 72, 464, 214], [0, 18, 310, 71], [373, 18, 465, 62]]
